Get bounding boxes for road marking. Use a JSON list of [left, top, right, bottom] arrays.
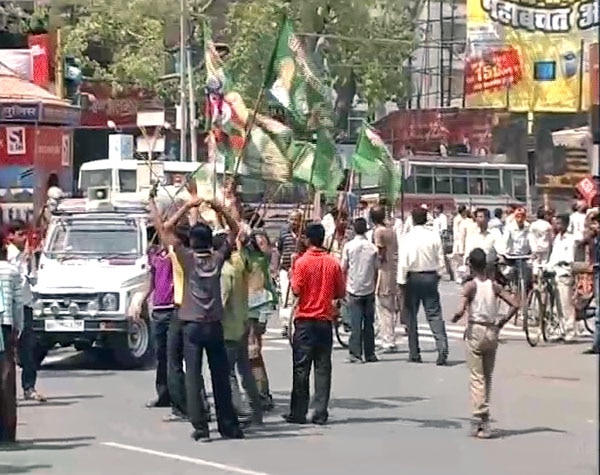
[[102, 442, 273, 475]]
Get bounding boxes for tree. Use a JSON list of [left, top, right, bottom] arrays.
[[224, 0, 422, 133], [48, 0, 214, 103]]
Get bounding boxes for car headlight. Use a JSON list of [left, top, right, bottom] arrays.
[[87, 300, 99, 317], [32, 300, 44, 317], [68, 302, 80, 316], [49, 301, 61, 316], [100, 293, 119, 311]]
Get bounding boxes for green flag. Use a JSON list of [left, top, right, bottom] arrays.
[[292, 131, 343, 197], [203, 21, 294, 182], [351, 123, 399, 202], [265, 17, 341, 191]]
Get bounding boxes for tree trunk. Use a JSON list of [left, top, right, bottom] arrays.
[[334, 69, 356, 134]]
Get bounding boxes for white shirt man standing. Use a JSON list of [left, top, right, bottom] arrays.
[[341, 218, 379, 363], [529, 207, 553, 264], [464, 208, 503, 269], [546, 214, 577, 341], [397, 208, 449, 365]]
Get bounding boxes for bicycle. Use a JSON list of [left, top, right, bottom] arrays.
[[527, 266, 568, 343], [285, 302, 352, 349], [525, 264, 550, 347], [497, 254, 532, 330]]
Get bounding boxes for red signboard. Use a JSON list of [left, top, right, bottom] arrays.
[[464, 47, 522, 95], [80, 82, 162, 128], [591, 43, 599, 107], [576, 176, 598, 205], [375, 108, 499, 156], [27, 34, 51, 87]]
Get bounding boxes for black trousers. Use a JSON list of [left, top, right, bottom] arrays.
[[346, 293, 376, 359], [18, 306, 37, 392], [289, 318, 333, 422], [404, 272, 448, 359], [182, 321, 240, 436]]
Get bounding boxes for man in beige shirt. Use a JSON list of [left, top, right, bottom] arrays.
[[371, 206, 399, 353], [397, 208, 449, 365]]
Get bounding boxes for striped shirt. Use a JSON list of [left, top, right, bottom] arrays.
[[0, 261, 24, 331], [277, 226, 298, 271]]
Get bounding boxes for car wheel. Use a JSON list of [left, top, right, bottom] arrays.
[[110, 316, 154, 369]]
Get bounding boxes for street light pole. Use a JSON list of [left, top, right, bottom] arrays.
[[179, 0, 188, 161]]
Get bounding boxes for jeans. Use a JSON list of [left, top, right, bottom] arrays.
[[165, 313, 187, 416], [225, 331, 263, 421], [289, 318, 333, 422], [347, 293, 376, 359], [151, 309, 174, 405], [404, 272, 448, 359], [182, 321, 240, 436], [18, 306, 37, 392]]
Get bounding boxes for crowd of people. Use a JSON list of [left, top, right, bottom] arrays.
[[0, 181, 599, 444]]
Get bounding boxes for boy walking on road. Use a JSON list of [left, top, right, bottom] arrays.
[[452, 248, 518, 439]]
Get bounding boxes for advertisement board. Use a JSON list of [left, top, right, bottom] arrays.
[[465, 0, 598, 112]]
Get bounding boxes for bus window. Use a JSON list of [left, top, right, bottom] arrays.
[[119, 170, 137, 192], [415, 175, 433, 194], [434, 176, 451, 194], [513, 171, 527, 202], [80, 169, 112, 190], [469, 176, 484, 195], [452, 176, 468, 194], [484, 176, 501, 195], [404, 175, 417, 193]]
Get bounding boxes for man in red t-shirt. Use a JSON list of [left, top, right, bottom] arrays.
[[283, 223, 345, 425]]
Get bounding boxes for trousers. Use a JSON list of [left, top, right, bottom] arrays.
[[0, 325, 17, 443], [465, 323, 499, 420], [18, 307, 37, 392], [347, 293, 376, 359], [182, 321, 240, 436], [376, 294, 397, 348], [289, 319, 333, 421], [404, 272, 448, 358]]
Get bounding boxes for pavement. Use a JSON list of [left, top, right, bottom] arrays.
[[1, 281, 598, 475]]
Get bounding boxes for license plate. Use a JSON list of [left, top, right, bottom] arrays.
[[44, 319, 85, 332]]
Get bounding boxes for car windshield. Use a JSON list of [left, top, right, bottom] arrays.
[[46, 221, 140, 258], [79, 169, 112, 191]]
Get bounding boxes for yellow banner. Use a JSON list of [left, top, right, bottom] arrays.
[[465, 0, 598, 112]]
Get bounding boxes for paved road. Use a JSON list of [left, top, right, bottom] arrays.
[[2, 282, 597, 475]]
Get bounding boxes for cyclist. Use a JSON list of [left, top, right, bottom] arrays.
[[529, 207, 553, 267], [545, 214, 577, 342], [500, 207, 533, 292]]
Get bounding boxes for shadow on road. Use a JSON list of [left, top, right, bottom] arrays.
[[19, 394, 103, 408], [41, 349, 153, 374], [0, 464, 52, 474], [0, 436, 95, 452], [271, 392, 427, 411], [493, 427, 567, 439]]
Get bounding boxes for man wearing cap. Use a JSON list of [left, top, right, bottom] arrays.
[[153, 188, 243, 442]]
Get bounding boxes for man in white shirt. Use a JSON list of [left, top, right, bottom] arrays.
[[546, 214, 577, 341], [341, 218, 379, 363], [464, 208, 503, 272], [6, 220, 46, 402], [529, 207, 553, 265], [488, 208, 504, 233], [397, 208, 449, 365], [432, 205, 448, 235]]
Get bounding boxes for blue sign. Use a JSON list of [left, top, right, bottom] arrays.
[[0, 102, 41, 122], [41, 105, 81, 126], [534, 61, 557, 81]]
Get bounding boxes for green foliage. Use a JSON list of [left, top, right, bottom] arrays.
[[49, 0, 213, 103], [225, 0, 422, 118]]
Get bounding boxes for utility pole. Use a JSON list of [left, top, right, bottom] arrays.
[[186, 41, 198, 162], [55, 28, 64, 99], [179, 0, 188, 161]]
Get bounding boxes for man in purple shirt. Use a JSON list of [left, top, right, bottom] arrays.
[[142, 233, 188, 422]]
